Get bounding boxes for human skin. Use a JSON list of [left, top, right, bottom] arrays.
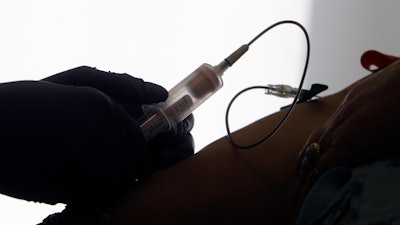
[[112, 61, 399, 225], [111, 88, 351, 225], [295, 59, 400, 216]]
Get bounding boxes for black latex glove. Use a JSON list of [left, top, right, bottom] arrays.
[[43, 66, 195, 170], [42, 66, 167, 119], [0, 66, 194, 205]]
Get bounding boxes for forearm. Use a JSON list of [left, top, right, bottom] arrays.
[[113, 87, 349, 225]]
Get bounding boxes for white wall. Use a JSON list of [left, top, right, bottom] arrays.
[[1, 0, 399, 225], [0, 1, 312, 224], [306, 0, 400, 95]]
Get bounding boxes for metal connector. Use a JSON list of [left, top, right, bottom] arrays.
[[265, 84, 299, 98]]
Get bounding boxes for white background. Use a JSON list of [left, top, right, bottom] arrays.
[[1, 1, 399, 224]]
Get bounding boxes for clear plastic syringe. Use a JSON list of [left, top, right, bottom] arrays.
[[139, 44, 249, 141]]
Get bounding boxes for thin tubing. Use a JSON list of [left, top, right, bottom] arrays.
[[225, 20, 311, 149]]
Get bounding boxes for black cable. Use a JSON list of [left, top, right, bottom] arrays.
[[225, 20, 310, 149]]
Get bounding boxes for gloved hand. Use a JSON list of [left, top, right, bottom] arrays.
[[42, 66, 168, 119], [43, 66, 195, 171], [44, 66, 195, 171], [0, 66, 194, 206]]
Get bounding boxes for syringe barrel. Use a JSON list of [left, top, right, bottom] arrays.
[[139, 63, 223, 141]]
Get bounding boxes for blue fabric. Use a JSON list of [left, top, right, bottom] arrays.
[[349, 156, 400, 225], [295, 167, 352, 225], [295, 155, 400, 225]]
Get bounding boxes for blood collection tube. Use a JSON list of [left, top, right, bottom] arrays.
[[139, 45, 249, 141]]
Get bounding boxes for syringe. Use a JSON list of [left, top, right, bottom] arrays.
[[139, 44, 249, 141]]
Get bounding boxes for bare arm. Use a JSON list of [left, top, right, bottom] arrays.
[[113, 83, 351, 225]]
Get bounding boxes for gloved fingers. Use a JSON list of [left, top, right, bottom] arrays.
[[42, 66, 168, 104], [118, 103, 144, 120], [164, 114, 195, 143], [150, 114, 194, 148], [147, 114, 195, 170]]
